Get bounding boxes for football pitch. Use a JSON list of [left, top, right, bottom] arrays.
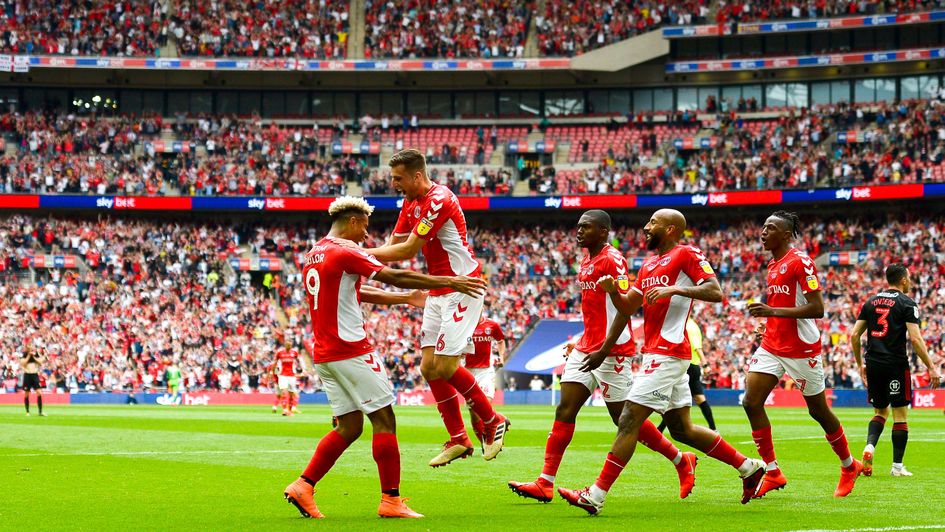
[[2, 405, 944, 531]]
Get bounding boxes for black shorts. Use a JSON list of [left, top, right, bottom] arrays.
[[687, 364, 705, 396], [866, 364, 912, 409], [22, 373, 41, 391]]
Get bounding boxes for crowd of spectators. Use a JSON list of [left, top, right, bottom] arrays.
[[170, 0, 349, 59], [2, 212, 943, 395], [363, 0, 532, 59], [715, 0, 945, 24]]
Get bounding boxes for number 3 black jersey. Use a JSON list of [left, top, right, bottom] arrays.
[[856, 289, 919, 367]]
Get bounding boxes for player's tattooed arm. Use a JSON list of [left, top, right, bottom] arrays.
[[907, 322, 941, 388], [647, 277, 723, 305], [849, 319, 869, 387], [748, 288, 824, 318], [581, 313, 630, 372], [365, 233, 425, 263]]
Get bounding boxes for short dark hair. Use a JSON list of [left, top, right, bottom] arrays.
[[582, 209, 612, 230], [885, 263, 909, 285], [771, 210, 800, 238], [389, 149, 426, 175]]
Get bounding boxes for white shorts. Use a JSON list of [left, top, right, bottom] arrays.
[[748, 347, 826, 396], [627, 354, 692, 414], [561, 351, 632, 403], [277, 375, 298, 392], [468, 366, 496, 399], [421, 291, 484, 356], [315, 352, 396, 416]]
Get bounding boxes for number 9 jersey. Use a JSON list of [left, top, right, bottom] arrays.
[[302, 236, 385, 363]]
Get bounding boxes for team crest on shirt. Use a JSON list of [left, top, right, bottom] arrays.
[[581, 265, 595, 276], [417, 218, 433, 236], [699, 260, 714, 274], [806, 275, 819, 290], [414, 206, 421, 218], [617, 275, 629, 291], [779, 263, 788, 275]]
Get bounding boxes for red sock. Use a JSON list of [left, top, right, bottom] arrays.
[[448, 367, 499, 423], [638, 419, 681, 462], [594, 452, 627, 492], [473, 418, 486, 443], [751, 426, 777, 467], [825, 427, 852, 464], [282, 391, 288, 409], [541, 420, 575, 478], [372, 432, 400, 493], [705, 434, 748, 469], [428, 379, 468, 440], [302, 430, 350, 485], [274, 393, 281, 407]]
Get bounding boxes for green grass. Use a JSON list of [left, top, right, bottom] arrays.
[[1, 405, 944, 531]]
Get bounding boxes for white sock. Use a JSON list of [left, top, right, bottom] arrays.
[[892, 463, 903, 470], [588, 484, 607, 503], [539, 474, 555, 483], [737, 458, 755, 476], [864, 444, 875, 454], [672, 451, 683, 466], [841, 456, 854, 468], [766, 460, 779, 472]]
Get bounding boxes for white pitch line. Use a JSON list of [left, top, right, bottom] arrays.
[[1, 449, 305, 457], [789, 525, 945, 532]]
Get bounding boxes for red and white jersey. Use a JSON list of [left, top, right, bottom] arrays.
[[633, 244, 716, 360], [466, 318, 505, 369], [274, 348, 299, 376], [302, 236, 385, 363], [392, 182, 481, 295], [760, 248, 822, 358], [576, 244, 635, 356]]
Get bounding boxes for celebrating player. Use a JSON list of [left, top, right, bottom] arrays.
[[850, 263, 941, 477], [464, 303, 507, 450], [20, 346, 46, 417], [558, 209, 765, 515], [273, 339, 302, 416], [283, 196, 486, 520], [509, 210, 697, 504], [744, 211, 863, 499], [363, 149, 509, 467]]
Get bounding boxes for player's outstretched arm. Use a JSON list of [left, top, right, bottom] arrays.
[[364, 233, 425, 263], [373, 267, 487, 298], [849, 319, 868, 386], [649, 276, 724, 304], [907, 322, 941, 388], [748, 289, 824, 319], [359, 285, 427, 308]]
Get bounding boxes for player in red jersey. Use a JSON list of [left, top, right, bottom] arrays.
[[508, 210, 698, 504], [363, 149, 509, 467], [272, 339, 302, 416], [283, 196, 486, 520], [558, 209, 765, 515], [464, 303, 507, 450], [744, 211, 863, 499]]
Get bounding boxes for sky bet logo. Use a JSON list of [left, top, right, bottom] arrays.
[[247, 198, 266, 210], [691, 194, 709, 206], [544, 197, 562, 208]]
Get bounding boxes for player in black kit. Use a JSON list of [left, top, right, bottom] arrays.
[[850, 264, 940, 477]]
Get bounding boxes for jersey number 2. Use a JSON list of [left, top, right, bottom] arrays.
[[870, 307, 890, 338], [305, 268, 321, 309]]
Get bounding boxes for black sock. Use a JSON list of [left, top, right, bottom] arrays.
[[24, 395, 29, 413], [699, 401, 716, 431], [657, 419, 667, 433], [866, 415, 886, 447], [892, 422, 908, 463], [383, 489, 400, 497], [37, 396, 43, 414]]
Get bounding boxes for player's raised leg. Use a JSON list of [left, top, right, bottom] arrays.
[[421, 345, 475, 467], [862, 407, 889, 477], [742, 370, 788, 499]]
